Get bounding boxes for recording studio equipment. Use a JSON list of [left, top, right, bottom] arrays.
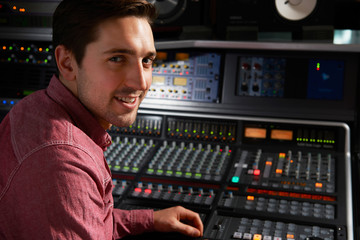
[[108, 41, 358, 240], [1, 25, 359, 240], [146, 0, 213, 40], [215, 0, 334, 41]]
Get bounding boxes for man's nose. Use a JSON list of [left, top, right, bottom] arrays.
[[124, 61, 149, 91]]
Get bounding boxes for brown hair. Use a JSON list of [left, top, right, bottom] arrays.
[[53, 0, 157, 67]]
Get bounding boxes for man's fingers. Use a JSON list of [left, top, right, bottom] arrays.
[[172, 220, 202, 237]]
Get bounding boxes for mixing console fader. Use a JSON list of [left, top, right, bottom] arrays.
[[106, 112, 353, 240]]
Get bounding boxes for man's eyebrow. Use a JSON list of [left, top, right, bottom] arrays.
[[103, 48, 157, 57]]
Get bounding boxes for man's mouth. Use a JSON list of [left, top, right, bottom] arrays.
[[115, 96, 136, 104]]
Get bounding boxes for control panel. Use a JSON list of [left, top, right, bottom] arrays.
[[106, 112, 352, 240], [149, 51, 221, 103]]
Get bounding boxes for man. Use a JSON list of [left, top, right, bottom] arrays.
[[0, 0, 203, 239]]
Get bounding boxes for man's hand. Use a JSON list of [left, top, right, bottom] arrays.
[[153, 206, 203, 237]]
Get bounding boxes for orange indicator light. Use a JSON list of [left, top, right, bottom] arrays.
[[315, 182, 323, 188], [253, 234, 262, 240], [247, 195, 254, 201], [276, 169, 283, 174]]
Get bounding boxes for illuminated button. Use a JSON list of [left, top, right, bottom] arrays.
[[315, 182, 323, 188], [231, 176, 239, 183], [253, 234, 262, 240], [276, 169, 283, 174], [247, 195, 254, 201], [254, 169, 260, 176]]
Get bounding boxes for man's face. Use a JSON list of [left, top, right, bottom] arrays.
[[74, 16, 156, 129]]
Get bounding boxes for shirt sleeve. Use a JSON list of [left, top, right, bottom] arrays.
[[3, 144, 153, 239], [113, 208, 154, 239]]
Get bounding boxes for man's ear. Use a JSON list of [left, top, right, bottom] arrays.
[[54, 45, 77, 81]]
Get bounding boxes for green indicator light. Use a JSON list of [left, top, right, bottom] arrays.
[[176, 171, 182, 175], [202, 131, 205, 134], [166, 170, 173, 175], [219, 132, 222, 136], [168, 128, 171, 131], [147, 168, 154, 173], [108, 164, 112, 168], [210, 131, 214, 135], [185, 129, 188, 133], [46, 48, 49, 52], [195, 173, 202, 178], [193, 148, 196, 151], [184, 147, 187, 150], [114, 166, 120, 170], [44, 59, 48, 63], [154, 127, 157, 130], [157, 169, 163, 174], [27, 47, 31, 51], [146, 126, 149, 130], [26, 58, 29, 62], [152, 144, 156, 147], [9, 46, 13, 50], [7, 58, 11, 61], [129, 125, 133, 128], [176, 129, 179, 132], [232, 176, 239, 183], [137, 126, 140, 129], [193, 130, 196, 133], [123, 166, 130, 170], [186, 172, 192, 177], [228, 133, 231, 136], [132, 167, 139, 171]]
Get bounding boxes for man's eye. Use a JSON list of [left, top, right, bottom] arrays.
[[143, 57, 154, 66], [109, 56, 124, 62]]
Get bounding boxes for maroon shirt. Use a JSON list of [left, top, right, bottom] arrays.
[[0, 75, 153, 239]]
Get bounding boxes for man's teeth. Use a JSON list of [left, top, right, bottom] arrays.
[[116, 97, 136, 103]]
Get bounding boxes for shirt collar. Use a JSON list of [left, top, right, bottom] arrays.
[[46, 75, 112, 150]]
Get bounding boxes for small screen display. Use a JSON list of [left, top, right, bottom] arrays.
[[271, 129, 293, 141], [307, 59, 344, 100], [244, 127, 267, 139]]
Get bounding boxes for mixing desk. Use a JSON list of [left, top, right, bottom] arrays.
[[106, 111, 352, 240]]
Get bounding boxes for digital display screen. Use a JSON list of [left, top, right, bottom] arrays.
[[307, 59, 344, 100], [152, 76, 165, 85], [156, 52, 168, 60], [175, 53, 189, 61], [270, 129, 293, 141], [173, 77, 187, 86], [244, 127, 267, 139]]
